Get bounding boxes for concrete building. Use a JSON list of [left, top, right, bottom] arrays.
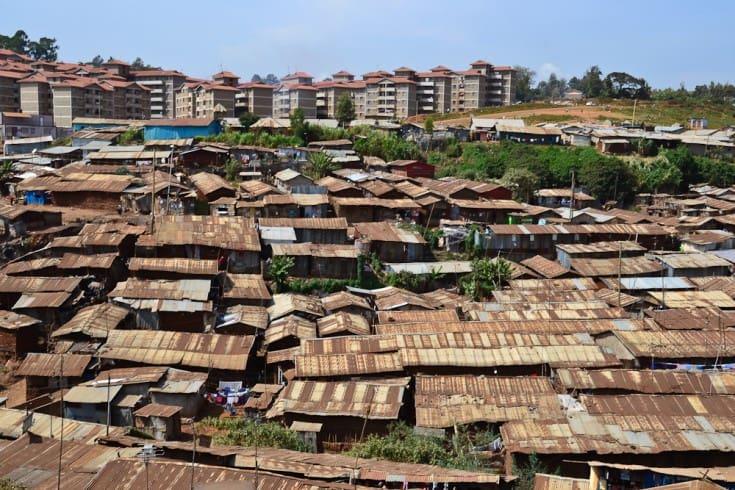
[[273, 83, 317, 118], [132, 69, 187, 119], [0, 69, 25, 113], [100, 80, 151, 120], [235, 82, 274, 117], [175, 82, 238, 119], [364, 76, 416, 120], [18, 72, 53, 116], [51, 79, 114, 128]]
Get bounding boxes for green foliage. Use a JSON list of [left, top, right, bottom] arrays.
[[422, 227, 444, 249], [304, 152, 338, 180], [287, 277, 359, 294], [630, 138, 659, 157], [0, 161, 16, 184], [501, 166, 539, 202], [0, 30, 57, 61], [662, 146, 701, 191], [200, 417, 310, 452], [353, 131, 422, 162], [633, 157, 682, 193], [423, 116, 435, 134], [335, 92, 356, 127], [513, 453, 552, 490], [699, 158, 735, 187], [348, 422, 497, 472], [267, 255, 295, 293], [224, 158, 242, 182], [117, 127, 143, 145], [130, 57, 161, 71], [513, 66, 536, 102], [461, 257, 513, 301], [578, 155, 637, 204], [386, 270, 420, 290], [0, 478, 25, 490], [238, 112, 260, 130], [114, 166, 130, 176], [289, 108, 309, 143]]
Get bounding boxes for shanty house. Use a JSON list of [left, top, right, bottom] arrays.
[[0, 310, 43, 359], [270, 243, 359, 279], [63, 384, 124, 424], [148, 368, 208, 418], [0, 205, 63, 238], [258, 217, 348, 244], [354, 222, 428, 262], [134, 403, 182, 440], [331, 197, 422, 223], [189, 171, 236, 202], [654, 253, 732, 278], [386, 160, 435, 178]]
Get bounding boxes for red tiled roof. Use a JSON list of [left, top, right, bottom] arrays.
[[470, 59, 492, 66], [282, 71, 313, 80], [416, 71, 452, 78], [332, 70, 353, 77], [456, 69, 485, 76], [493, 65, 514, 71], [104, 58, 130, 66], [17, 72, 49, 83], [213, 70, 239, 79], [430, 65, 451, 72], [394, 66, 416, 72], [131, 69, 186, 77], [238, 82, 274, 90], [0, 69, 29, 80]]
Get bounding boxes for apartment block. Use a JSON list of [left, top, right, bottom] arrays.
[[364, 76, 416, 120], [273, 83, 317, 119], [101, 80, 151, 120], [51, 79, 114, 128], [175, 82, 238, 119], [18, 73, 53, 116], [0, 70, 24, 113], [132, 70, 187, 119], [236, 82, 274, 117]]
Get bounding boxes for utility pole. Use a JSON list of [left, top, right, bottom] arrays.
[[617, 241, 623, 308], [106, 372, 111, 436], [57, 354, 64, 490], [568, 170, 575, 222]]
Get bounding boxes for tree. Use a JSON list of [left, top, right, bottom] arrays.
[[264, 73, 280, 85], [0, 161, 16, 196], [89, 55, 104, 67], [267, 255, 294, 293], [335, 92, 355, 128], [513, 453, 551, 490], [423, 116, 435, 154], [700, 159, 735, 187], [578, 156, 638, 204], [579, 65, 604, 98], [603, 71, 651, 99], [224, 158, 242, 182], [0, 30, 29, 54], [304, 152, 338, 180], [200, 417, 310, 452], [130, 57, 160, 71], [238, 112, 260, 130], [635, 157, 682, 194], [251, 74, 263, 83], [513, 65, 536, 102], [289, 108, 308, 143], [501, 166, 539, 203], [461, 257, 513, 301], [26, 36, 58, 61], [662, 146, 701, 191]]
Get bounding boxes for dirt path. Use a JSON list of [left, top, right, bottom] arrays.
[[413, 106, 631, 127]]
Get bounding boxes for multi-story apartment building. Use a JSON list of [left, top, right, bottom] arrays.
[[273, 83, 317, 118], [415, 67, 453, 115], [18, 73, 53, 116], [100, 80, 151, 120], [235, 82, 274, 117], [0, 69, 25, 113], [364, 75, 416, 120], [51, 79, 114, 128], [175, 81, 238, 119], [132, 70, 187, 119], [450, 61, 516, 112], [212, 71, 239, 87]]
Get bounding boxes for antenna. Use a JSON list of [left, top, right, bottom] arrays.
[[136, 444, 164, 490]]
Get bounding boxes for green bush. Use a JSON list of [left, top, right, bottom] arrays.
[[200, 417, 310, 452]]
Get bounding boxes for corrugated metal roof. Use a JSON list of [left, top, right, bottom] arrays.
[[16, 353, 92, 377], [110, 278, 211, 301], [534, 473, 589, 490], [466, 307, 628, 322], [265, 315, 317, 345], [83, 366, 169, 388], [190, 171, 234, 197], [354, 222, 426, 244], [268, 293, 325, 321], [267, 377, 409, 420], [377, 309, 460, 324], [0, 309, 41, 330], [1, 257, 60, 275], [594, 288, 641, 308], [492, 289, 598, 303], [521, 255, 572, 279], [331, 197, 421, 209], [134, 403, 182, 418], [647, 290, 735, 309], [509, 277, 597, 291], [383, 261, 472, 275], [556, 368, 735, 395], [376, 319, 644, 336], [489, 223, 670, 237], [615, 330, 735, 359], [374, 287, 434, 311], [271, 243, 359, 258], [57, 252, 118, 270], [260, 226, 298, 242], [321, 291, 372, 312], [64, 384, 123, 404], [217, 304, 269, 330], [0, 274, 81, 293], [415, 375, 563, 428], [136, 215, 260, 252], [603, 276, 695, 291], [645, 307, 735, 330], [556, 240, 647, 255], [128, 257, 219, 276], [51, 302, 129, 339], [569, 256, 663, 277], [0, 408, 125, 443], [317, 312, 371, 337], [258, 217, 348, 230], [222, 273, 271, 301], [580, 393, 735, 417], [657, 253, 732, 269], [101, 330, 255, 371]]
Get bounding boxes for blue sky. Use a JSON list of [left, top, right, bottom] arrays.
[[2, 0, 733, 89]]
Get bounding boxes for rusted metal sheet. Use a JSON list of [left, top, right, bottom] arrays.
[[267, 377, 409, 420], [1, 257, 60, 275], [0, 274, 81, 293], [534, 473, 590, 490], [294, 351, 404, 378], [415, 375, 563, 428], [580, 394, 735, 417], [13, 291, 73, 309], [134, 403, 181, 418], [556, 241, 647, 255], [321, 291, 372, 312], [222, 273, 271, 301], [317, 312, 370, 337], [353, 221, 426, 244], [521, 255, 572, 279], [128, 257, 219, 276], [644, 307, 735, 330], [657, 253, 732, 269], [265, 315, 317, 345], [594, 288, 641, 308], [301, 336, 399, 355], [190, 171, 234, 197], [16, 353, 91, 377], [268, 293, 325, 321], [420, 289, 469, 310], [377, 309, 459, 324], [51, 302, 129, 339], [0, 310, 41, 330], [647, 290, 735, 309], [244, 383, 283, 410], [509, 278, 598, 291], [615, 330, 735, 359], [58, 252, 117, 270], [101, 330, 254, 371], [556, 368, 735, 394], [271, 243, 359, 258], [374, 287, 434, 311], [492, 289, 598, 303], [110, 278, 211, 301], [135, 215, 260, 252], [0, 408, 125, 443], [259, 217, 348, 230], [376, 319, 644, 336], [466, 307, 628, 321], [218, 304, 269, 330], [569, 256, 663, 277], [690, 276, 735, 298], [84, 366, 168, 387]]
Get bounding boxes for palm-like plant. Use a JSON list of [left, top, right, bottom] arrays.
[[304, 152, 338, 180]]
